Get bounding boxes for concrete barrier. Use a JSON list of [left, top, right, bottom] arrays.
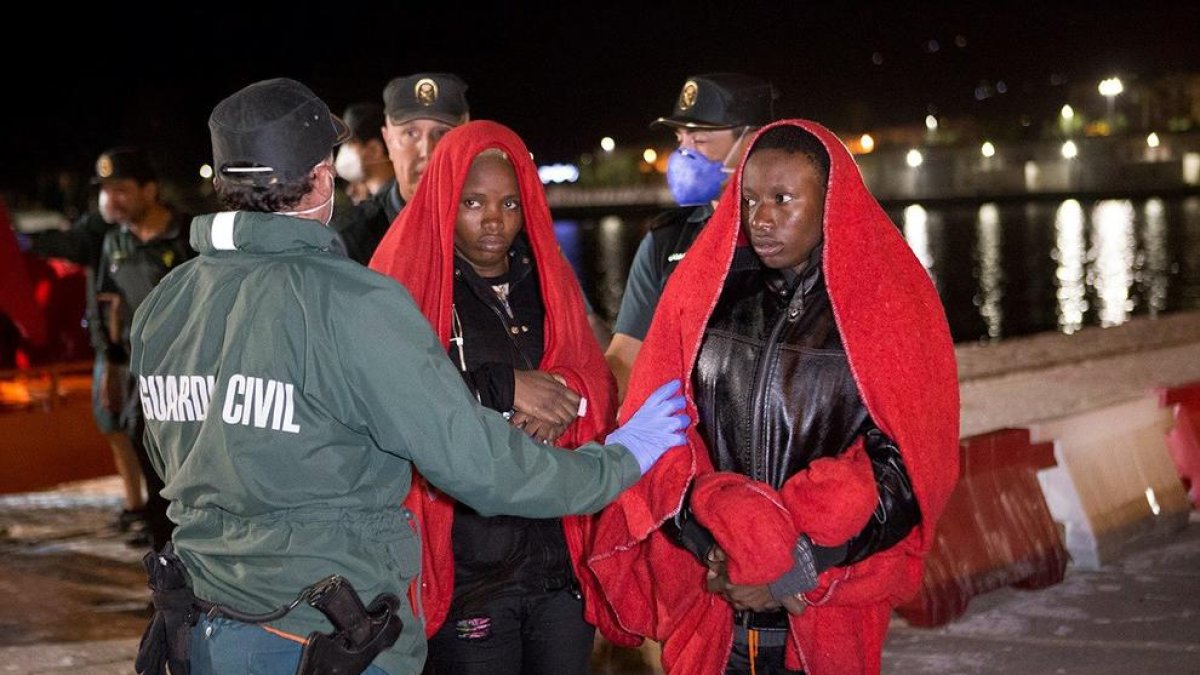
[[898, 429, 1066, 627], [1029, 395, 1190, 569], [1157, 381, 1200, 506]]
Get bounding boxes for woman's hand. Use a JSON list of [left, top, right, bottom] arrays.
[[704, 544, 729, 593], [513, 370, 581, 426], [723, 583, 782, 613], [703, 545, 792, 613], [510, 411, 569, 444]]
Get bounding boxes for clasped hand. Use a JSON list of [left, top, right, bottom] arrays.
[[512, 369, 580, 443], [704, 545, 806, 616]]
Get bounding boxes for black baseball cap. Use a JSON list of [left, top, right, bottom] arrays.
[[652, 73, 777, 130], [383, 73, 469, 126], [209, 77, 351, 186], [342, 102, 385, 143], [92, 147, 158, 184]]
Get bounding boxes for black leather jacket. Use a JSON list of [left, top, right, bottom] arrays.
[[680, 246, 920, 568]]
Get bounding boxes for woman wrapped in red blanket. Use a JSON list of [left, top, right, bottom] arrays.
[[370, 120, 629, 675], [590, 120, 960, 674]]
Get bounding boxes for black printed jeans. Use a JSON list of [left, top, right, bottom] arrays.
[[426, 587, 595, 675]]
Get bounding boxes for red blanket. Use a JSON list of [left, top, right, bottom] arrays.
[[589, 120, 960, 674], [369, 121, 624, 640]]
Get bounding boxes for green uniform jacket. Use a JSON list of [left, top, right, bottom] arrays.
[[129, 211, 641, 675]]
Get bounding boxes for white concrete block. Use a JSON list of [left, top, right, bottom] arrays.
[[1030, 396, 1189, 569]]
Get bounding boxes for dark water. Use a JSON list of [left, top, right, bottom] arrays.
[[554, 196, 1200, 344]]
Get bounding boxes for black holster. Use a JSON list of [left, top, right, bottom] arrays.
[[297, 576, 403, 675], [135, 544, 200, 675]]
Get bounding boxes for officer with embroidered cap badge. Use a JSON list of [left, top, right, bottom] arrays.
[[606, 73, 777, 400], [331, 72, 470, 264]]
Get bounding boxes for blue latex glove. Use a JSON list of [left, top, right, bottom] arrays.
[[605, 379, 689, 474]]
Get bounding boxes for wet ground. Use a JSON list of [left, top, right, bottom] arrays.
[[1, 477, 1197, 674]]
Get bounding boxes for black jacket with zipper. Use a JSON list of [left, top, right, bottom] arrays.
[[447, 235, 575, 615]]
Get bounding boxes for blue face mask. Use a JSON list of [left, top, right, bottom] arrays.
[[666, 148, 727, 206]]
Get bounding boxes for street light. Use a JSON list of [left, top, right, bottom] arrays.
[[1098, 77, 1124, 128], [1059, 104, 1076, 136]]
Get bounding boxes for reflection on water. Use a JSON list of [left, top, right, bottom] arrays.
[[553, 197, 1200, 343], [1091, 200, 1136, 327], [1143, 199, 1169, 315], [597, 216, 627, 318], [1054, 200, 1087, 333], [902, 205, 935, 281], [975, 204, 1003, 340]]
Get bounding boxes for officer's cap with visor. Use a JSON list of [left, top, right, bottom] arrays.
[[92, 147, 158, 185], [382, 73, 470, 126], [652, 73, 777, 130], [209, 77, 351, 187]]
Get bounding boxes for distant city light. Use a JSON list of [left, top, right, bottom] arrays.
[[600, 137, 615, 152], [906, 149, 924, 168], [1060, 104, 1075, 121], [1061, 140, 1079, 159], [925, 115, 938, 131], [1146, 132, 1160, 148], [537, 163, 580, 184], [199, 164, 213, 179], [981, 142, 996, 158], [860, 134, 875, 153], [642, 148, 658, 164], [1098, 77, 1124, 98]]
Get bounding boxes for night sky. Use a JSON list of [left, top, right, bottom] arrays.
[[4, 1, 1198, 198]]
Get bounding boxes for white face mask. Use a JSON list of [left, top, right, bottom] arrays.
[[334, 144, 365, 183], [277, 174, 335, 225]]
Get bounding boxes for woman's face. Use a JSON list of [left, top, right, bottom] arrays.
[[454, 153, 524, 277], [740, 148, 826, 275]]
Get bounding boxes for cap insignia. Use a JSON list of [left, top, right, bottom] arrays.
[[678, 80, 698, 111], [96, 155, 114, 179], [415, 78, 439, 106]]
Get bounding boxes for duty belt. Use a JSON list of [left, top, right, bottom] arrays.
[[135, 545, 402, 675]]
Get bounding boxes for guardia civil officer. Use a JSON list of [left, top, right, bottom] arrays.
[[130, 77, 688, 675], [606, 73, 776, 399], [332, 73, 468, 264]]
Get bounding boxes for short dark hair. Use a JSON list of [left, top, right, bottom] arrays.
[[749, 125, 830, 184], [214, 173, 314, 212]]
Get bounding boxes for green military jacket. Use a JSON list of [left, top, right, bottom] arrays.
[[130, 211, 640, 674]]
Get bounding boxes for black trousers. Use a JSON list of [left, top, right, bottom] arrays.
[[427, 587, 595, 675], [725, 626, 804, 675], [126, 400, 174, 552]]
